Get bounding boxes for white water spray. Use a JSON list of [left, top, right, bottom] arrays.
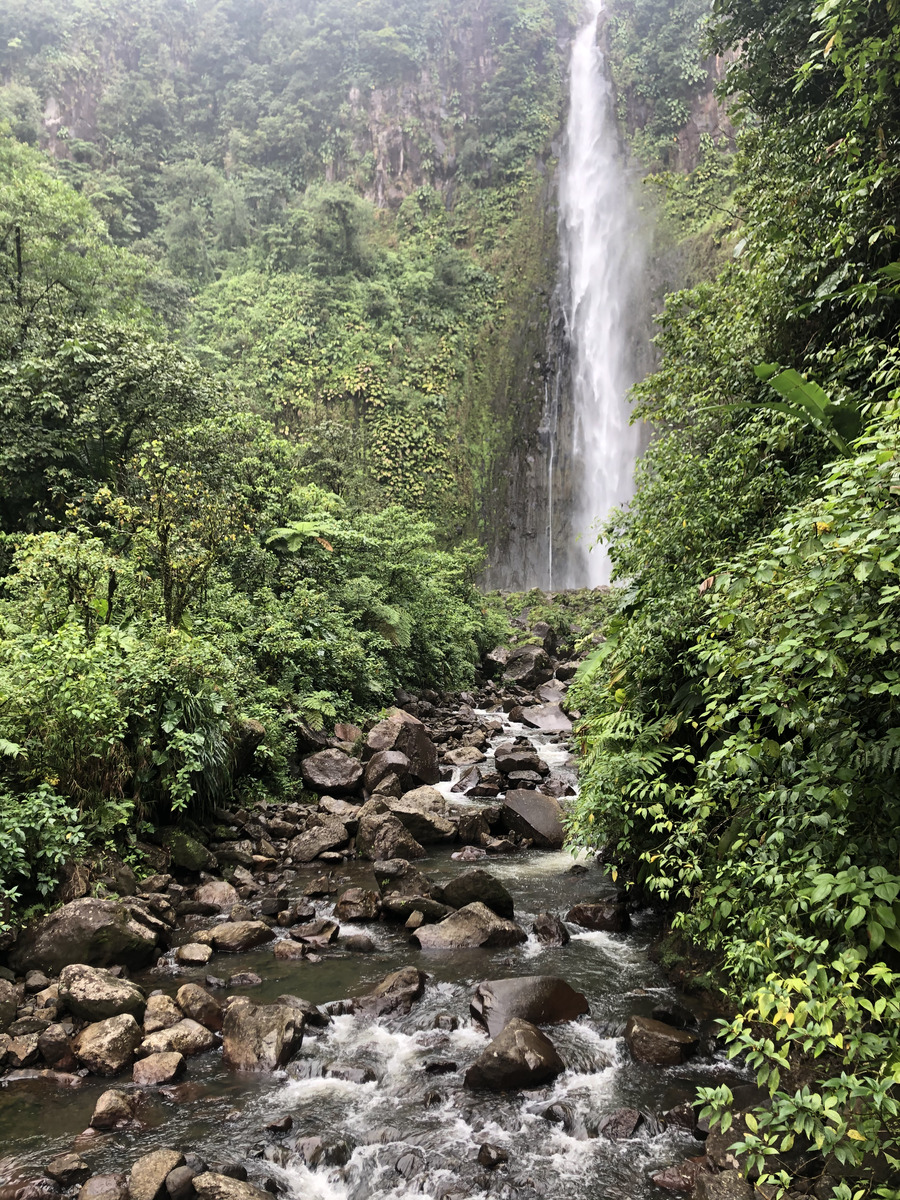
[[556, 0, 645, 587]]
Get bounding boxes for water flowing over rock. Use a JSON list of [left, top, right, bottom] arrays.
[[470, 977, 589, 1037], [553, 0, 647, 586], [464, 1018, 565, 1091]]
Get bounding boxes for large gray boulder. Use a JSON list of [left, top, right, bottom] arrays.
[[9, 898, 163, 973], [385, 786, 455, 843], [441, 869, 514, 919], [364, 750, 411, 794], [354, 966, 427, 1017], [501, 790, 565, 849], [566, 900, 629, 932], [356, 802, 425, 861], [140, 1018, 216, 1058], [411, 903, 526, 950], [624, 1015, 698, 1066], [288, 817, 349, 863], [58, 964, 146, 1022], [494, 743, 548, 776], [503, 646, 553, 687], [365, 710, 439, 785], [300, 749, 363, 796], [194, 880, 239, 912], [194, 921, 275, 953], [470, 977, 589, 1037], [73, 1014, 143, 1076], [518, 704, 572, 734], [222, 1000, 303, 1071], [161, 828, 217, 873], [465, 1018, 564, 1091], [129, 1151, 185, 1200]]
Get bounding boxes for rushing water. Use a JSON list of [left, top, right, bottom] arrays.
[[0, 712, 732, 1199], [553, 1, 646, 589]]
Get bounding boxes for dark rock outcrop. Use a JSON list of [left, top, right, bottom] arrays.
[[470, 976, 588, 1037], [365, 711, 439, 785], [501, 790, 565, 849], [565, 900, 629, 933], [440, 869, 514, 919], [465, 1018, 564, 1091], [10, 898, 163, 973], [624, 1015, 698, 1066], [301, 749, 363, 795]]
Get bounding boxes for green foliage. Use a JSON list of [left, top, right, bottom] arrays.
[[571, 1, 900, 1193]]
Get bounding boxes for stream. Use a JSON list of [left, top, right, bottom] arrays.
[[0, 705, 734, 1200]]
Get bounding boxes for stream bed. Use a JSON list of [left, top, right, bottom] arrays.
[[0, 705, 733, 1200]]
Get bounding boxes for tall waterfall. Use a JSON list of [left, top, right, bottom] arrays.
[[553, 0, 646, 588]]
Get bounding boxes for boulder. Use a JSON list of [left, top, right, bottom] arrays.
[[333, 888, 381, 922], [165, 1167, 199, 1200], [194, 922, 275, 954], [78, 1178, 128, 1200], [503, 646, 553, 687], [140, 1019, 216, 1058], [440, 869, 514, 919], [9, 898, 162, 973], [533, 913, 571, 945], [0, 977, 16, 1032], [412, 903, 527, 951], [38, 1023, 75, 1068], [518, 704, 573, 734], [457, 810, 491, 846], [129, 1151, 185, 1200], [46, 1156, 91, 1188], [221, 1001, 303, 1071], [535, 679, 566, 704], [90, 1089, 136, 1129], [355, 966, 427, 1018], [470, 977, 589, 1037], [163, 829, 217, 873], [465, 1018, 564, 1091], [443, 746, 485, 767], [175, 943, 213, 966], [356, 804, 425, 861], [318, 796, 362, 832], [385, 786, 455, 843], [382, 895, 452, 922], [694, 1172, 753, 1200], [58, 964, 146, 1022], [132, 1051, 186, 1087], [194, 881, 239, 912], [364, 750, 411, 794], [483, 646, 510, 678], [300, 749, 363, 796], [192, 1175, 270, 1200], [365, 711, 439, 785], [494, 744, 548, 776], [288, 818, 349, 863], [144, 994, 182, 1034], [597, 1108, 643, 1140], [176, 983, 224, 1031], [501, 790, 565, 849], [565, 901, 629, 932], [73, 1014, 143, 1076], [624, 1016, 698, 1066]]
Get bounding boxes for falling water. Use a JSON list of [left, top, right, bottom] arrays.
[[555, 0, 646, 588]]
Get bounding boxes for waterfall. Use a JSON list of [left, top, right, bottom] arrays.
[[554, 0, 646, 588]]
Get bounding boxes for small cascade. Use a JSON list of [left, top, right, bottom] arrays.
[[552, 0, 647, 588]]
